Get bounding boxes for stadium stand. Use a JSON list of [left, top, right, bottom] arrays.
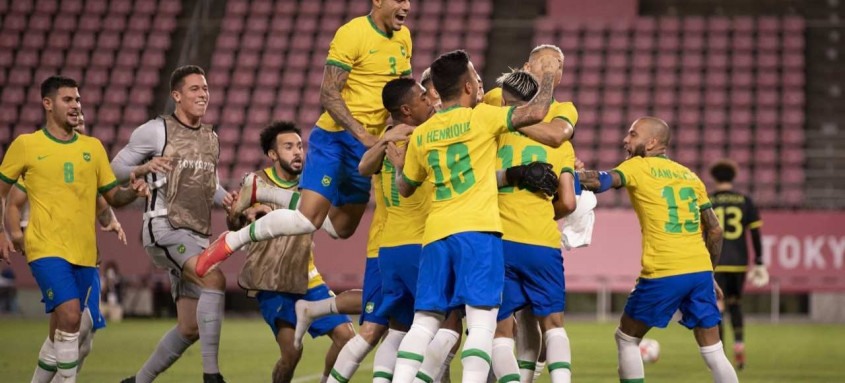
[[535, 16, 806, 207], [0, 0, 179, 157]]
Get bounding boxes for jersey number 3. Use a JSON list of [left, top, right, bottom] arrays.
[[714, 206, 743, 240], [427, 143, 476, 200], [661, 186, 699, 233]]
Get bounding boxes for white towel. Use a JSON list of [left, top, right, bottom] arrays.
[[561, 190, 597, 250]]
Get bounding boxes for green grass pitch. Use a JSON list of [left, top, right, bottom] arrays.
[[1, 318, 843, 382]]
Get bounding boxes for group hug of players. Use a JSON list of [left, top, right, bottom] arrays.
[[0, 1, 768, 383]]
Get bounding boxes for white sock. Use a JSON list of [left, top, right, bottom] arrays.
[[54, 329, 80, 382], [514, 311, 541, 382], [614, 328, 643, 382], [700, 341, 739, 383], [435, 352, 455, 383], [373, 329, 406, 382], [33, 337, 57, 383], [418, 329, 460, 383], [306, 296, 339, 317], [77, 308, 94, 372], [492, 337, 520, 382], [462, 307, 498, 383], [394, 312, 443, 383], [225, 209, 316, 250], [544, 328, 571, 383], [329, 335, 374, 383], [256, 187, 300, 209], [533, 361, 545, 382]]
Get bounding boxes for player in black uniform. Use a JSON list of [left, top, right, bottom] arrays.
[[709, 159, 768, 370]]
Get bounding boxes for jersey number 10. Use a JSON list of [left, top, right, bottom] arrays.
[[427, 143, 476, 200]]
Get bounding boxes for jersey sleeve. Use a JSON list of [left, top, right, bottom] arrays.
[[401, 133, 426, 186], [325, 24, 360, 72], [0, 136, 27, 185], [475, 103, 516, 136], [557, 144, 576, 175], [549, 102, 579, 127], [401, 30, 413, 76], [694, 178, 712, 211], [744, 196, 763, 229], [612, 157, 643, 188], [111, 119, 164, 181], [94, 140, 119, 194]]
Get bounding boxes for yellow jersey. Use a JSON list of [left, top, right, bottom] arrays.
[[613, 155, 714, 278], [404, 103, 515, 244], [315, 15, 413, 136], [366, 173, 388, 258], [0, 129, 119, 266], [380, 149, 432, 247], [260, 168, 325, 289], [496, 101, 579, 248]]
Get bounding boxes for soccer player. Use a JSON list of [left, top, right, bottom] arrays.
[[491, 70, 578, 383], [389, 49, 562, 383], [420, 68, 442, 110], [5, 113, 127, 383], [356, 78, 434, 382], [0, 75, 147, 383], [195, 0, 415, 275], [709, 159, 767, 370], [579, 117, 738, 383], [112, 65, 232, 383], [227, 121, 355, 383]]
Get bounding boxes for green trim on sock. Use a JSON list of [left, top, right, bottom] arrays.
[[329, 368, 349, 383], [397, 351, 424, 362], [620, 379, 645, 383], [248, 223, 257, 242], [415, 371, 434, 383], [57, 360, 79, 370], [498, 373, 521, 382], [373, 371, 394, 380], [37, 359, 57, 372], [518, 360, 537, 370], [548, 361, 572, 371], [288, 191, 301, 209], [460, 348, 492, 364]]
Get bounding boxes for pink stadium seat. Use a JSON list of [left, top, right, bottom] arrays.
[[7, 67, 32, 86], [91, 51, 114, 67], [781, 187, 803, 206], [755, 72, 778, 89], [141, 49, 166, 68], [729, 109, 753, 126], [781, 147, 805, 166], [704, 126, 726, 145], [755, 125, 778, 145], [602, 89, 625, 107], [227, 88, 250, 107], [128, 16, 152, 31], [781, 128, 804, 145], [679, 71, 703, 90], [730, 70, 753, 89], [754, 166, 777, 184], [21, 32, 46, 50], [679, 90, 701, 107], [654, 88, 675, 107], [246, 16, 270, 34], [28, 13, 52, 32], [237, 51, 261, 70], [246, 106, 272, 126]]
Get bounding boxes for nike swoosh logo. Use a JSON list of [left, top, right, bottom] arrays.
[[369, 49, 378, 54], [37, 155, 49, 160]]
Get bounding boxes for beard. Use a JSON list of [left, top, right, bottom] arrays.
[[628, 143, 647, 158], [279, 159, 302, 176]]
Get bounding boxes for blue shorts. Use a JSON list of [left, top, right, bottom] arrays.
[[377, 244, 422, 327], [361, 257, 389, 326], [256, 285, 351, 338], [498, 241, 565, 321], [30, 257, 103, 326], [300, 127, 371, 206], [624, 271, 721, 329], [415, 232, 504, 313]]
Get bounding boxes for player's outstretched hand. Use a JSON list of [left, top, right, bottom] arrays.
[[384, 124, 414, 142], [129, 172, 150, 198], [574, 157, 585, 172], [101, 220, 127, 245], [222, 190, 239, 212], [506, 162, 559, 196], [386, 142, 407, 169], [139, 156, 173, 176], [0, 233, 15, 263]]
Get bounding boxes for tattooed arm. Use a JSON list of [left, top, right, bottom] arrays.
[[320, 65, 378, 148], [700, 208, 724, 268], [508, 55, 561, 130]]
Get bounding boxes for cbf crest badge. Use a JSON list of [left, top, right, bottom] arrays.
[[83, 152, 91, 162], [365, 301, 375, 313]]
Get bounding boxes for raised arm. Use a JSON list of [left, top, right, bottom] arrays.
[[517, 118, 574, 148], [508, 55, 561, 130], [578, 170, 624, 193], [320, 65, 377, 148]]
